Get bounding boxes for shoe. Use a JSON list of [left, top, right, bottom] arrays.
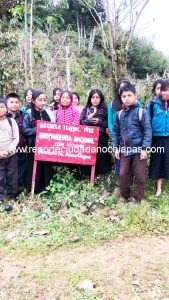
[[155, 189, 161, 197], [3, 204, 12, 212], [130, 197, 140, 204], [118, 196, 126, 203]]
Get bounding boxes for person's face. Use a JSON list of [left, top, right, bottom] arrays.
[[54, 90, 61, 103], [155, 84, 161, 96], [60, 92, 71, 107], [73, 94, 79, 106], [0, 103, 7, 118], [121, 91, 136, 106], [161, 87, 169, 101], [26, 90, 33, 103], [33, 94, 47, 111], [7, 97, 20, 112], [91, 93, 101, 107]]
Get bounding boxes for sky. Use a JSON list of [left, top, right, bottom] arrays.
[[54, 0, 169, 56], [127, 0, 169, 56]]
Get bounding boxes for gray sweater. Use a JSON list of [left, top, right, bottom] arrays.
[[0, 118, 19, 158]]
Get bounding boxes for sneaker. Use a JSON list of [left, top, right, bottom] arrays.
[[3, 204, 13, 212], [118, 196, 126, 203], [130, 197, 140, 204]]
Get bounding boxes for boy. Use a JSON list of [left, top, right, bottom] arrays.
[[112, 83, 152, 203], [0, 97, 19, 204], [6, 93, 27, 191]]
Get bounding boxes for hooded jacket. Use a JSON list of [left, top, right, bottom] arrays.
[[147, 97, 169, 136], [55, 104, 80, 125], [112, 102, 152, 153]]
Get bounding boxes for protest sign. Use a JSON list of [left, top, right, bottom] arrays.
[[31, 121, 99, 196]]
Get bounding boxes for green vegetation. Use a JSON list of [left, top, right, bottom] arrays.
[[0, 0, 169, 98], [0, 166, 169, 258]]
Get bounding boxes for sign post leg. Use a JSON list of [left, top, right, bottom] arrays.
[[31, 160, 37, 199], [90, 165, 95, 185]]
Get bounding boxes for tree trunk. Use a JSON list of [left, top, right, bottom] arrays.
[[24, 0, 28, 86], [66, 45, 71, 90], [30, 0, 33, 87]]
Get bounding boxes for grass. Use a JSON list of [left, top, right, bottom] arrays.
[[0, 173, 169, 258]]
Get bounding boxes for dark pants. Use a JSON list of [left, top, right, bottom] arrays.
[[18, 153, 27, 188], [119, 154, 147, 201], [25, 152, 54, 194], [0, 154, 18, 200]]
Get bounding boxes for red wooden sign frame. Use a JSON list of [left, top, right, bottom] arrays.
[[31, 121, 99, 197]]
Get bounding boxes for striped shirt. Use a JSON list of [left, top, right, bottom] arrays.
[[55, 105, 80, 125]]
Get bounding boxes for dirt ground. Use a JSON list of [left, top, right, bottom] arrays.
[[0, 235, 169, 300]]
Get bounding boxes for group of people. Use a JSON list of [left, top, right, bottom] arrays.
[[0, 77, 169, 210]]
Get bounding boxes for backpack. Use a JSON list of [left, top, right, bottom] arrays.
[[149, 101, 155, 120], [118, 107, 144, 122], [7, 117, 13, 135]]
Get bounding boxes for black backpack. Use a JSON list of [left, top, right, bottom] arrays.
[[149, 101, 155, 121]]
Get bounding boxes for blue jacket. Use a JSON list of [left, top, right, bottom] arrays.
[[147, 97, 169, 136], [108, 100, 142, 134], [112, 103, 152, 151]]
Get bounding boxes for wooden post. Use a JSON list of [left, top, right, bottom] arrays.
[[31, 160, 37, 198], [90, 165, 95, 185]]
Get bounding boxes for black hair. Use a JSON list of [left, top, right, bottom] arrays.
[[73, 92, 80, 101], [24, 88, 35, 100], [53, 87, 63, 97], [31, 90, 45, 127], [160, 79, 169, 91], [86, 89, 106, 109], [119, 83, 136, 97], [0, 97, 7, 107], [6, 92, 20, 100], [152, 79, 163, 95], [32, 90, 44, 101], [112, 77, 131, 111]]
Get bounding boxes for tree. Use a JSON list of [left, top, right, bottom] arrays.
[[0, 0, 20, 19], [128, 37, 169, 79], [76, 0, 150, 92]]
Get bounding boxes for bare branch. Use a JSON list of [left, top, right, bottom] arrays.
[[125, 0, 150, 51]]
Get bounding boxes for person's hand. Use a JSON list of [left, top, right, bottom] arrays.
[[92, 118, 99, 124], [0, 151, 8, 158], [140, 149, 147, 160], [115, 148, 120, 160], [87, 107, 97, 119]]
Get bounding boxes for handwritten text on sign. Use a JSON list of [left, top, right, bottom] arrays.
[[34, 121, 99, 165]]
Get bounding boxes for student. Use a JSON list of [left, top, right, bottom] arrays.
[[148, 79, 169, 197], [0, 97, 19, 204], [56, 91, 80, 125], [80, 89, 111, 175], [23, 90, 54, 194], [112, 83, 152, 203], [49, 87, 63, 111], [146, 79, 163, 107], [108, 77, 130, 135], [6, 93, 27, 192], [108, 77, 131, 175], [21, 88, 35, 116], [72, 92, 84, 114]]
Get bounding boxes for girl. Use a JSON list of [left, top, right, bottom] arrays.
[[56, 91, 80, 125], [148, 79, 169, 197], [49, 87, 63, 111], [23, 90, 54, 194], [80, 89, 111, 175], [21, 88, 35, 116], [146, 79, 163, 107], [108, 77, 130, 175], [108, 77, 130, 135], [72, 92, 84, 114]]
